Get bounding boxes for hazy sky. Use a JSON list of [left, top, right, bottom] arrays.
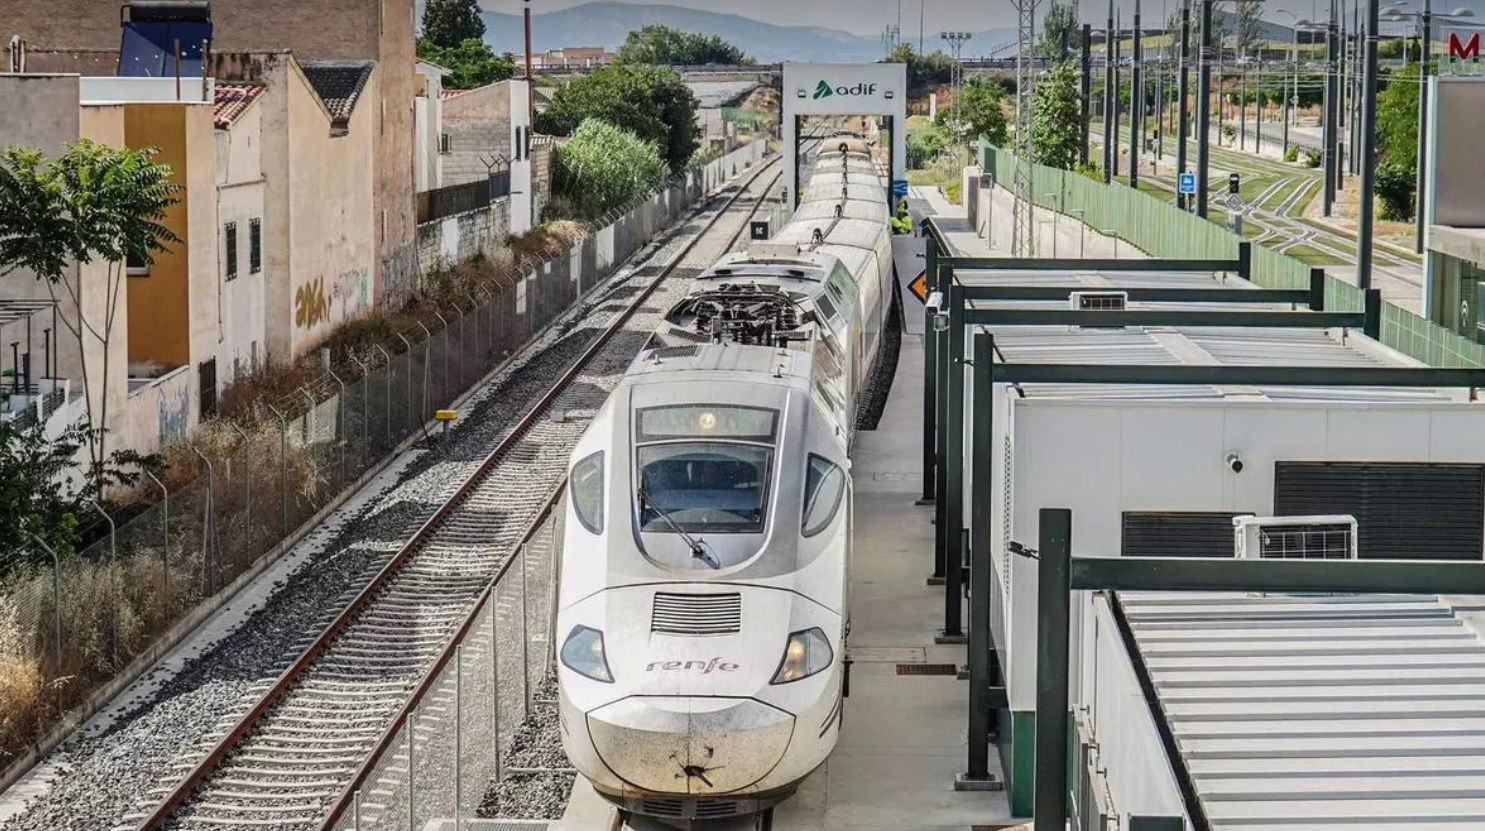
[[480, 0, 1362, 37]]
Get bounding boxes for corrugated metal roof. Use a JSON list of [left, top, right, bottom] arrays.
[[1123, 591, 1485, 831]]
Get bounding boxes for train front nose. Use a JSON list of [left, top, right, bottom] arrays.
[[586, 696, 794, 795]]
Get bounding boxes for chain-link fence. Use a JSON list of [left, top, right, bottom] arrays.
[[322, 485, 563, 831], [0, 140, 766, 773]]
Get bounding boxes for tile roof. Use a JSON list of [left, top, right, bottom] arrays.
[[299, 59, 375, 126], [439, 88, 468, 100], [213, 83, 264, 129]]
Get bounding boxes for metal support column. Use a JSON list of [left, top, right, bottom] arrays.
[[1323, 0, 1339, 215], [940, 281, 966, 640], [1177, 0, 1192, 209], [1196, 0, 1213, 217], [1082, 24, 1093, 168], [1033, 508, 1072, 830], [1415, 0, 1433, 254], [1356, 0, 1379, 291], [963, 330, 997, 785], [1131, 0, 1143, 187], [1104, 0, 1116, 182], [932, 261, 951, 584], [921, 233, 940, 508]]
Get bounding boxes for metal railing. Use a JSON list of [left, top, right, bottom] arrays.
[[1069, 713, 1119, 831], [321, 485, 564, 831]]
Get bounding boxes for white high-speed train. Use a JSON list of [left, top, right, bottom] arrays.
[[555, 137, 896, 826]]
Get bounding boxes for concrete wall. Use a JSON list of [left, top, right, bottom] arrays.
[[215, 94, 268, 382], [441, 81, 513, 187], [414, 62, 445, 193], [416, 199, 512, 275]]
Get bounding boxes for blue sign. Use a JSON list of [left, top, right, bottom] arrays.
[[891, 179, 909, 197], [1178, 172, 1197, 195]]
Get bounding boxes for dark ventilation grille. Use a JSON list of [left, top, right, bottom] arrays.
[[694, 800, 742, 818], [896, 663, 959, 676], [1274, 462, 1485, 560], [640, 799, 684, 817], [649, 346, 700, 360], [651, 593, 742, 636], [1122, 512, 1250, 558]]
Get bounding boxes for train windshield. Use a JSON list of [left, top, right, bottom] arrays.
[[635, 406, 778, 535]]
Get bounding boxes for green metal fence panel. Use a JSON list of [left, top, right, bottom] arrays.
[[979, 145, 1484, 369]]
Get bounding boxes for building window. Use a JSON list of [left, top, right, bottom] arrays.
[[249, 218, 262, 274], [224, 221, 238, 281], [438, 133, 451, 154], [126, 249, 150, 276]]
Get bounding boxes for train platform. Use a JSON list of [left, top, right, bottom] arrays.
[[769, 314, 1012, 830]]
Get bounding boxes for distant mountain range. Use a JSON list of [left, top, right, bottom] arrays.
[[479, 2, 1013, 63]]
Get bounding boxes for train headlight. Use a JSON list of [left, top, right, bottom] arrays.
[[770, 628, 833, 684], [560, 625, 614, 683]]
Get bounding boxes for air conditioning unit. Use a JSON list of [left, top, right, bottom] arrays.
[[1233, 515, 1358, 561], [1068, 291, 1129, 311]]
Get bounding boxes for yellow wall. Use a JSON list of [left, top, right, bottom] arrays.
[[124, 104, 191, 369]]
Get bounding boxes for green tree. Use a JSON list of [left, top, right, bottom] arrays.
[[885, 43, 955, 95], [0, 141, 181, 478], [1041, 1, 1078, 60], [616, 24, 752, 66], [421, 0, 485, 50], [1376, 63, 1420, 174], [934, 78, 1009, 146], [417, 38, 516, 90], [551, 119, 668, 220], [1031, 61, 1084, 170], [536, 64, 700, 170], [907, 121, 948, 168]]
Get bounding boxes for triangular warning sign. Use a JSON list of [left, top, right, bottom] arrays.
[[909, 270, 928, 303]]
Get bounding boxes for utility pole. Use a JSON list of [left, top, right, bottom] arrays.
[[1197, 0, 1213, 217], [1082, 23, 1093, 167], [1010, 0, 1041, 255], [1415, 0, 1433, 253], [523, 0, 534, 126], [1155, 53, 1164, 161], [1357, 0, 1379, 290], [1178, 0, 1192, 208], [1132, 0, 1143, 187], [1323, 0, 1338, 215], [1114, 8, 1122, 177], [1105, 0, 1116, 182], [1255, 60, 1262, 153], [920, 0, 927, 52], [1239, 59, 1247, 150]]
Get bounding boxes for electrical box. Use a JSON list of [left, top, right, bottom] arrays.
[[750, 220, 770, 241]]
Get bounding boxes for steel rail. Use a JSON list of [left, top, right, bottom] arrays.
[[316, 155, 790, 831], [135, 153, 786, 831]]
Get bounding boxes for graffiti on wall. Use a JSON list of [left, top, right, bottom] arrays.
[[295, 278, 330, 329], [157, 382, 189, 447], [333, 267, 369, 319]]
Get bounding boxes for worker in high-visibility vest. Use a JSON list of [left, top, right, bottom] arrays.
[[890, 202, 914, 235]]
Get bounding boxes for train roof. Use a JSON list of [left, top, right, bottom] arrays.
[[628, 343, 811, 385]]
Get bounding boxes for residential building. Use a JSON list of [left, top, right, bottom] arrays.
[[5, 0, 419, 304], [414, 60, 447, 193], [0, 72, 220, 455], [210, 50, 378, 364], [440, 79, 536, 234], [515, 46, 615, 72]]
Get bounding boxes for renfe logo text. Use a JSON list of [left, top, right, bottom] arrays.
[[647, 657, 739, 673], [814, 81, 881, 99]]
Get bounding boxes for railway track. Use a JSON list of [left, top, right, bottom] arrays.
[[132, 154, 787, 831]]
